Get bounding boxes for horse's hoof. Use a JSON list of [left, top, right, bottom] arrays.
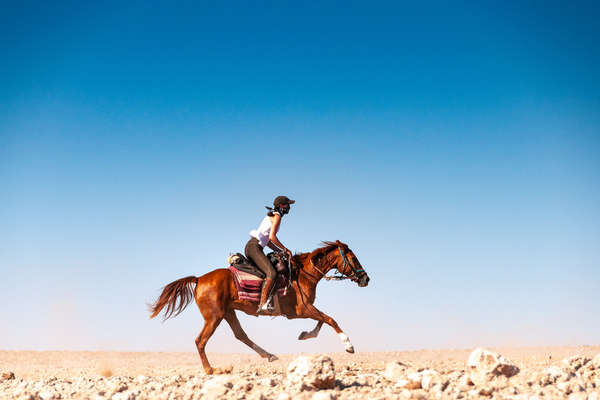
[[345, 346, 355, 354], [298, 331, 308, 340], [267, 354, 279, 362], [205, 367, 214, 375]]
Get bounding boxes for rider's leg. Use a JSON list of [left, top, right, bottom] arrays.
[[244, 238, 277, 311]]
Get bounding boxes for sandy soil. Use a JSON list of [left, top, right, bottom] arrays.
[[1, 346, 599, 399]]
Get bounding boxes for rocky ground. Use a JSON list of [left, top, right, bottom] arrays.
[[1, 346, 599, 399]]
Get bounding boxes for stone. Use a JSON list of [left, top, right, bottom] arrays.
[[477, 386, 494, 396], [557, 381, 572, 394], [395, 379, 412, 389], [247, 393, 268, 400], [0, 372, 15, 381], [233, 379, 253, 392], [466, 348, 520, 385], [109, 381, 128, 394], [112, 392, 135, 400], [39, 390, 57, 400], [393, 372, 420, 389], [383, 361, 410, 382], [419, 369, 440, 390], [538, 366, 568, 386], [311, 391, 337, 400], [591, 354, 600, 369], [201, 376, 233, 399], [286, 355, 335, 390], [457, 374, 474, 391], [569, 393, 588, 400], [561, 356, 591, 374], [259, 377, 276, 387]]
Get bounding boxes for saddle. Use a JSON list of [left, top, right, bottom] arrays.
[[227, 252, 291, 303]]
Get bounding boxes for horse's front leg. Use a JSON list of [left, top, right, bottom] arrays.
[[299, 305, 355, 353]]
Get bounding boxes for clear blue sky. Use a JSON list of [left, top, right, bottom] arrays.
[[1, 1, 599, 354]]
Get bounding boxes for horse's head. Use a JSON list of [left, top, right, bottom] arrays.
[[311, 240, 370, 287]]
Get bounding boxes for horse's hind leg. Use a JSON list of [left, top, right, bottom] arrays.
[[195, 315, 223, 374], [298, 321, 323, 340], [224, 310, 278, 362]]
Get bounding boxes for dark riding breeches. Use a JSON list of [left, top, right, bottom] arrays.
[[244, 237, 276, 280]]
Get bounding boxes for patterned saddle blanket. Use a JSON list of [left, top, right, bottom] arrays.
[[229, 265, 289, 302]]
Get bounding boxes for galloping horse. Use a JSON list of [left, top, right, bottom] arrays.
[[149, 240, 370, 374]]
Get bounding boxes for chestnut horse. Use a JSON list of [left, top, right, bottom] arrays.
[[149, 240, 369, 374]]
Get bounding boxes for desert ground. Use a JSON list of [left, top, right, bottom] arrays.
[[1, 346, 599, 399]]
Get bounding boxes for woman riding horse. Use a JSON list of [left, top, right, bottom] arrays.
[[149, 195, 370, 374], [245, 195, 295, 313]]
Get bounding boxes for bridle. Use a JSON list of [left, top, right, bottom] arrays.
[[311, 246, 365, 282]]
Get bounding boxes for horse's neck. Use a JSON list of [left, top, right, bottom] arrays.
[[296, 256, 332, 285]]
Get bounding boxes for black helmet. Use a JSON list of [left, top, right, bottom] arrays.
[[273, 196, 295, 207], [266, 196, 295, 216]]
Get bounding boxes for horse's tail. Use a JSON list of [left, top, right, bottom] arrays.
[[148, 276, 198, 321]]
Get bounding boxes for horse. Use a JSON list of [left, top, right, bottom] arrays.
[[149, 240, 370, 374]]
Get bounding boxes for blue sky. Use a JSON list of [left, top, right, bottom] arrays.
[[1, 1, 599, 354]]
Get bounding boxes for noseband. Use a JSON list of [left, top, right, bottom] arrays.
[[311, 246, 365, 282]]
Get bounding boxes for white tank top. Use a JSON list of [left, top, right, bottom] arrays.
[[249, 213, 280, 247]]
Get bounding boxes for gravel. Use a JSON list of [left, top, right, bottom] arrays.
[[1, 346, 599, 399]]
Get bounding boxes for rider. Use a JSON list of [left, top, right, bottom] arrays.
[[245, 195, 294, 313]]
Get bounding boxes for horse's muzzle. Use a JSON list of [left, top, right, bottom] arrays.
[[358, 273, 370, 287]]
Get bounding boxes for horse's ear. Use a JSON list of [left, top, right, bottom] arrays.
[[335, 240, 342, 245]]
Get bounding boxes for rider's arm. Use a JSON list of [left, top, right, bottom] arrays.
[[268, 214, 291, 255], [266, 241, 282, 252]]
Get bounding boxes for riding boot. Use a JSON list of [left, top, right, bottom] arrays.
[[257, 278, 275, 313]]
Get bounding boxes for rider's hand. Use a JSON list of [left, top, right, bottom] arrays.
[[285, 249, 293, 259]]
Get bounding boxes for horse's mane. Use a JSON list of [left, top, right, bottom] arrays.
[[292, 240, 349, 266]]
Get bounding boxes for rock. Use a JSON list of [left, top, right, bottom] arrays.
[[276, 393, 292, 400], [135, 375, 149, 385], [591, 354, 600, 369], [311, 391, 337, 400], [430, 380, 449, 394], [561, 356, 591, 374], [259, 377, 276, 387], [399, 388, 426, 399], [112, 391, 135, 400], [538, 366, 569, 386], [419, 369, 440, 390], [395, 379, 413, 389], [201, 376, 233, 399], [247, 393, 268, 400], [477, 386, 494, 396], [109, 381, 128, 394], [557, 381, 572, 394], [286, 355, 335, 390], [466, 348, 520, 385], [383, 361, 410, 382], [457, 373, 473, 390], [393, 369, 442, 391], [233, 379, 253, 392], [399, 372, 422, 389], [39, 390, 57, 400], [569, 393, 588, 400], [0, 372, 15, 381]]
